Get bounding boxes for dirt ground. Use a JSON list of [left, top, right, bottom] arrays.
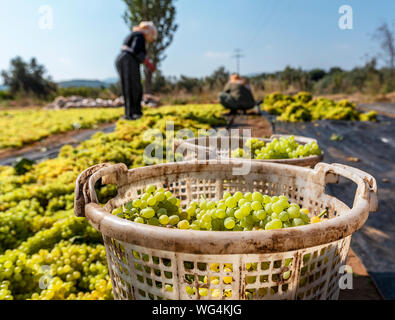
[[228, 111, 383, 300]]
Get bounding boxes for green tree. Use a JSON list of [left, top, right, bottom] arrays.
[[123, 0, 178, 93], [1, 56, 56, 98], [204, 66, 230, 90], [373, 22, 395, 90]]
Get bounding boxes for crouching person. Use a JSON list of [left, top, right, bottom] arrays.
[[219, 74, 262, 115]]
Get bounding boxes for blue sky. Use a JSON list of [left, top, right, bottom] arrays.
[[0, 0, 394, 82]]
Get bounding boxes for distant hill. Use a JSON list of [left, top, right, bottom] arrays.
[[0, 79, 119, 91], [57, 79, 112, 88]]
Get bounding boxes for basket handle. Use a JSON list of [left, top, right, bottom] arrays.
[[315, 163, 378, 212], [74, 163, 128, 217]]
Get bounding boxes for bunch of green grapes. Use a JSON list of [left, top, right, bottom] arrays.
[[262, 92, 377, 122], [112, 185, 314, 232], [232, 136, 322, 160], [0, 240, 112, 300], [254, 136, 322, 159], [112, 185, 183, 228]]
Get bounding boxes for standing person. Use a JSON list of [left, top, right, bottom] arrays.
[[219, 74, 262, 115], [116, 21, 157, 120]]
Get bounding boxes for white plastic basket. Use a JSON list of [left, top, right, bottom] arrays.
[[174, 135, 324, 167], [74, 161, 377, 300]]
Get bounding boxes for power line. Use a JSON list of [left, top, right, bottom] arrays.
[[232, 49, 245, 75]]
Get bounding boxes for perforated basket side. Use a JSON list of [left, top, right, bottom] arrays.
[[104, 235, 351, 300]]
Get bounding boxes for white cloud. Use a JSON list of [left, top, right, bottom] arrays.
[[204, 51, 231, 59]]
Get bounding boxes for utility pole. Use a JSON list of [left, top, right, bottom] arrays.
[[232, 49, 245, 75]]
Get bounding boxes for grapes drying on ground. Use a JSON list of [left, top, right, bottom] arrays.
[[231, 136, 322, 160], [261, 92, 377, 122], [0, 108, 124, 150], [0, 104, 226, 300], [112, 185, 328, 231]]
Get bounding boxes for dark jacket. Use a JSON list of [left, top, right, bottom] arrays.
[[223, 82, 256, 108], [122, 31, 147, 63]]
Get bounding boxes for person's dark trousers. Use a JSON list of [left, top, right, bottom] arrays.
[[219, 92, 239, 113], [116, 52, 143, 119]]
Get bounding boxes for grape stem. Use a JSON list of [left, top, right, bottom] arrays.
[[318, 209, 327, 218]]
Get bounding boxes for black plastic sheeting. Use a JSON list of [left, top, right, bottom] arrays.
[[270, 114, 395, 299]]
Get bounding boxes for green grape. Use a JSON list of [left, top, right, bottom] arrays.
[[134, 217, 144, 224], [158, 215, 169, 225], [223, 192, 231, 199], [216, 209, 226, 219], [300, 213, 310, 224], [265, 219, 283, 230], [124, 202, 134, 211], [262, 195, 271, 204], [252, 192, 263, 203], [147, 196, 157, 207], [287, 206, 300, 219], [233, 192, 243, 202], [234, 209, 243, 220], [292, 218, 305, 227], [272, 201, 284, 214], [199, 199, 207, 210], [240, 203, 251, 217], [226, 208, 235, 217], [178, 220, 190, 230], [225, 197, 237, 209], [155, 192, 166, 202], [251, 201, 262, 211], [253, 210, 267, 221], [244, 192, 252, 202], [224, 217, 236, 230], [283, 221, 291, 228], [238, 198, 247, 207], [141, 208, 155, 219], [201, 214, 211, 224], [207, 201, 216, 210], [168, 215, 180, 225], [186, 206, 196, 217], [190, 223, 200, 230], [148, 217, 160, 226], [279, 211, 289, 222], [264, 203, 273, 214], [139, 200, 148, 209], [141, 193, 150, 201], [157, 208, 168, 217], [146, 184, 156, 194]]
